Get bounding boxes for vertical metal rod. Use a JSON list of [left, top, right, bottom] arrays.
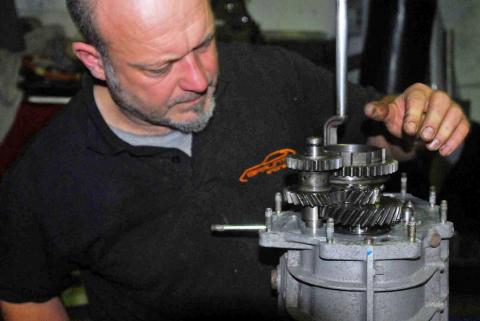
[[275, 192, 283, 214], [265, 208, 273, 232], [408, 216, 417, 243], [326, 218, 335, 243], [366, 246, 375, 321], [303, 206, 319, 235], [323, 0, 348, 146], [429, 186, 436, 207], [336, 0, 348, 119], [440, 200, 448, 224], [401, 172, 407, 197]]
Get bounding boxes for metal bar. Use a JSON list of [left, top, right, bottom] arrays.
[[366, 246, 375, 321], [336, 0, 348, 118], [210, 225, 266, 232], [323, 0, 348, 146]]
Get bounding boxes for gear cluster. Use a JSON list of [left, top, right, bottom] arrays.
[[284, 137, 401, 232], [284, 186, 379, 208]]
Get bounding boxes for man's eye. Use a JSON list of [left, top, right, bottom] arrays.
[[146, 65, 172, 77], [196, 37, 214, 53]]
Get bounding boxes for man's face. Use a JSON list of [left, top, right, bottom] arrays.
[[96, 0, 219, 133]]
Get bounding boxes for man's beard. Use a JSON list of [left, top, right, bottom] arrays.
[[103, 60, 216, 133]]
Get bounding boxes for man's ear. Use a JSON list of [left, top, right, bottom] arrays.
[[72, 42, 107, 80]]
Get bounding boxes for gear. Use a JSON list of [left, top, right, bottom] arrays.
[[286, 137, 343, 172], [284, 186, 379, 207], [319, 196, 403, 228], [326, 144, 398, 178], [286, 154, 343, 172], [332, 159, 398, 177]]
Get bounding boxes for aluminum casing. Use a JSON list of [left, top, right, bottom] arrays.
[[260, 194, 453, 321]]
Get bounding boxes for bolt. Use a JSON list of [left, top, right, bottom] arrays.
[[354, 224, 363, 235], [265, 208, 273, 232], [441, 200, 448, 224], [275, 192, 283, 214], [271, 269, 278, 291], [405, 200, 414, 208], [402, 201, 415, 224], [326, 218, 335, 243], [429, 186, 436, 207], [430, 232, 442, 248], [401, 172, 407, 196], [408, 216, 417, 243]]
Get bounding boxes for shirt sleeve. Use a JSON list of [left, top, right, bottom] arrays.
[[0, 163, 74, 303]]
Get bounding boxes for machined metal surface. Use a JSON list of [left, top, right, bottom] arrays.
[[326, 144, 399, 184], [286, 137, 343, 172], [260, 194, 453, 321]]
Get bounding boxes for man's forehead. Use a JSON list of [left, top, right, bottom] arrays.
[[95, 0, 210, 24], [95, 0, 213, 61], [96, 0, 211, 42]]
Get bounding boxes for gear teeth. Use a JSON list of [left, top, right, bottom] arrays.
[[363, 208, 377, 227], [286, 154, 343, 172], [333, 159, 399, 178], [325, 145, 399, 179], [284, 187, 378, 208], [316, 196, 403, 228]]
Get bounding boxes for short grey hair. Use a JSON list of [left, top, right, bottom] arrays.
[[66, 0, 108, 57]]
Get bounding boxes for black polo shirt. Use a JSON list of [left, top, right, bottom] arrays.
[[0, 43, 377, 320]]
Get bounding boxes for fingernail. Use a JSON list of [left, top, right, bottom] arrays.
[[428, 139, 440, 150], [440, 144, 451, 156], [365, 104, 375, 116], [422, 127, 434, 140], [405, 122, 417, 133]]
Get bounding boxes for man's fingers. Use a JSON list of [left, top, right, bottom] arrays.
[[365, 99, 404, 137], [364, 102, 389, 121], [365, 83, 469, 158], [419, 91, 451, 141], [437, 117, 470, 156], [401, 85, 430, 135], [424, 103, 463, 150]]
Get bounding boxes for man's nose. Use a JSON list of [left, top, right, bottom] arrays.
[[178, 53, 209, 93]]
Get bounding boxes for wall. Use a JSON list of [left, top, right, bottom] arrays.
[[448, 1, 480, 122], [247, 0, 336, 36], [15, 0, 79, 38]]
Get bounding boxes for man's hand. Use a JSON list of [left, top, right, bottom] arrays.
[[0, 298, 69, 321], [364, 83, 470, 157]]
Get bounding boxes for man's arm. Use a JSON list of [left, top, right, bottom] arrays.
[[0, 297, 69, 321]]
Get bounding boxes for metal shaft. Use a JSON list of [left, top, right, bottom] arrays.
[[323, 0, 348, 146], [441, 200, 448, 224], [211, 225, 266, 232], [336, 0, 348, 119], [401, 172, 407, 196], [275, 192, 283, 214], [429, 186, 436, 207]]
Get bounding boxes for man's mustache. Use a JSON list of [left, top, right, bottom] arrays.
[[168, 83, 216, 108]]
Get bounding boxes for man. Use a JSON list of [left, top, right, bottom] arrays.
[[0, 0, 469, 320]]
